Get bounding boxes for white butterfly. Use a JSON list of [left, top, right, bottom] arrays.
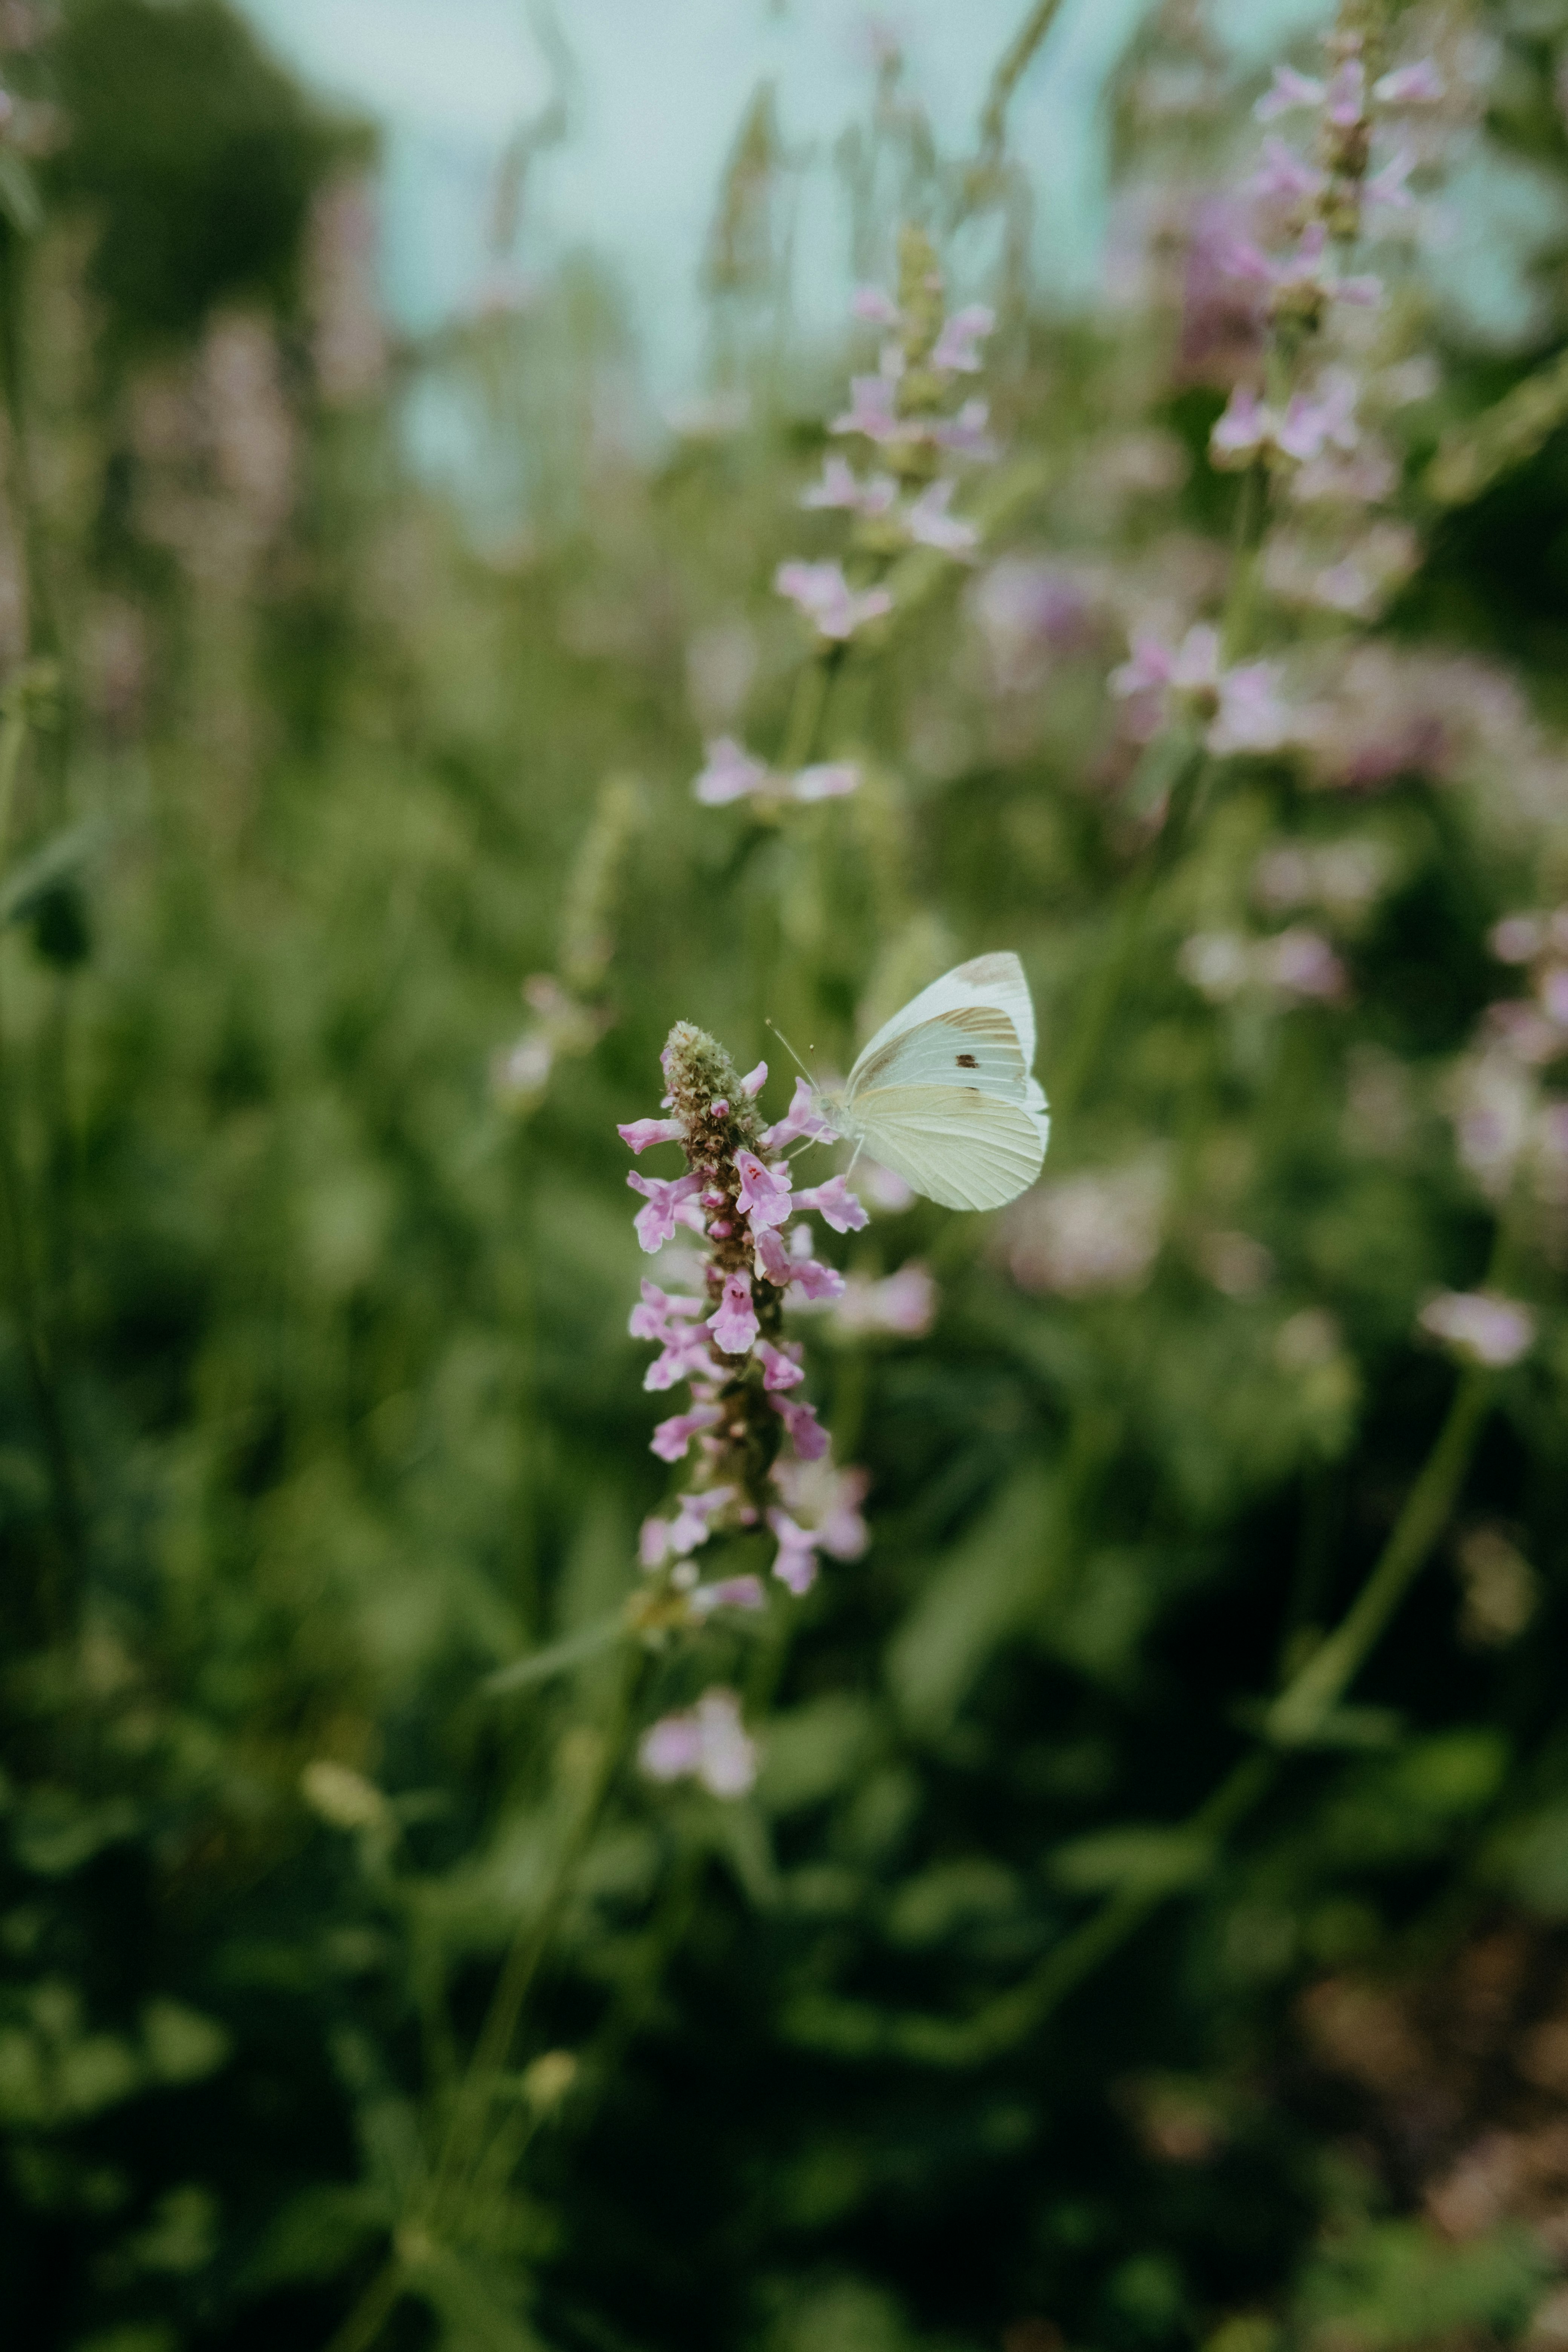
[[816, 951, 1050, 1212]]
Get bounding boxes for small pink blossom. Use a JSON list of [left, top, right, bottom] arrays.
[[1211, 384, 1272, 467], [1255, 64, 1326, 122], [1276, 369, 1358, 462], [691, 1575, 767, 1615], [904, 478, 978, 556], [1249, 137, 1326, 204], [709, 1271, 760, 1355], [828, 1261, 937, 1338], [1258, 927, 1348, 1003], [1491, 916, 1544, 966], [1366, 150, 1416, 212], [651, 1401, 722, 1462], [768, 1510, 820, 1595], [1110, 623, 1288, 755], [644, 1325, 720, 1392], [775, 1459, 871, 1561], [693, 737, 770, 806], [1225, 222, 1381, 315], [792, 761, 862, 802], [1418, 1289, 1536, 1369], [933, 397, 997, 459], [734, 1148, 793, 1231], [755, 1338, 806, 1392], [628, 1279, 705, 1342], [771, 1393, 830, 1460], [762, 1077, 840, 1150], [775, 559, 893, 641], [619, 1116, 685, 1154], [639, 1486, 735, 1566], [628, 1171, 704, 1253], [1324, 58, 1366, 127], [801, 455, 898, 514], [1374, 61, 1442, 106], [740, 1060, 768, 1096], [793, 1174, 870, 1233], [851, 284, 900, 326], [831, 373, 900, 444], [931, 303, 994, 373], [639, 1687, 758, 1797], [752, 1225, 793, 1286]]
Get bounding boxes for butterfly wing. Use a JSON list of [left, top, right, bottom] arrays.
[[849, 950, 1037, 1081], [843, 1084, 1047, 1211]]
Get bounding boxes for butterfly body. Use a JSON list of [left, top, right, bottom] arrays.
[[818, 952, 1049, 1212]]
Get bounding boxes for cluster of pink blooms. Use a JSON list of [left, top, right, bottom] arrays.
[[622, 1019, 872, 1606], [695, 229, 1000, 815]]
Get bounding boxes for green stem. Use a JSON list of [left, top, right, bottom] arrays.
[[976, 0, 1067, 170], [320, 2259, 404, 2352], [776, 653, 835, 774]]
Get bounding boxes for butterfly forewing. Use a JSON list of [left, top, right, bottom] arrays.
[[851, 950, 1037, 1076], [846, 1006, 1027, 1104]]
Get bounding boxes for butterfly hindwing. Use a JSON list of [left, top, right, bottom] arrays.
[[843, 1086, 1047, 1212]]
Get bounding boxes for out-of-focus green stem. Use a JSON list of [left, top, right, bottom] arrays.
[[976, 0, 1067, 170], [776, 651, 835, 774]]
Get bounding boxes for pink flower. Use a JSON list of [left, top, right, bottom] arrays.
[[639, 1687, 758, 1797], [933, 398, 997, 459], [755, 1338, 805, 1392], [644, 1325, 720, 1392], [801, 456, 898, 514], [1211, 384, 1272, 467], [775, 559, 893, 641], [694, 737, 769, 806], [740, 1060, 768, 1096], [1366, 149, 1416, 211], [640, 1485, 735, 1565], [771, 1393, 830, 1460], [1418, 1289, 1536, 1369], [628, 1171, 704, 1253], [775, 1459, 871, 1561], [784, 1246, 847, 1302], [1374, 61, 1442, 105], [1258, 927, 1348, 1003], [1110, 624, 1288, 755], [829, 1261, 937, 1338], [851, 284, 900, 326], [1276, 369, 1358, 462], [1324, 58, 1366, 127], [619, 1116, 685, 1154], [1211, 662, 1290, 755], [792, 761, 861, 802], [708, 1271, 760, 1355], [691, 1575, 767, 1614], [628, 1279, 704, 1341], [752, 1225, 793, 1286], [762, 1077, 840, 1150], [768, 1510, 819, 1595], [734, 1148, 793, 1231], [931, 303, 994, 373], [831, 373, 900, 444], [904, 478, 978, 556], [1225, 222, 1381, 314], [1249, 136, 1326, 204], [651, 1401, 722, 1462], [793, 1174, 870, 1233], [1255, 64, 1327, 121]]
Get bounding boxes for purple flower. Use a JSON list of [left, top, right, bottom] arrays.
[[1249, 136, 1326, 204], [755, 1338, 805, 1392], [851, 284, 900, 326], [931, 303, 994, 373], [734, 1148, 793, 1231], [639, 1687, 758, 1797], [694, 737, 769, 806], [1418, 1290, 1536, 1369], [619, 1116, 686, 1154], [709, 1271, 760, 1355], [762, 1077, 840, 1150], [1255, 64, 1327, 122], [801, 456, 897, 515], [1374, 61, 1442, 106], [628, 1171, 704, 1253], [752, 1225, 793, 1286], [691, 1575, 767, 1615], [775, 559, 894, 641], [793, 1174, 870, 1233], [651, 1401, 722, 1462], [1491, 916, 1544, 966], [792, 761, 861, 802], [771, 1393, 830, 1460], [904, 478, 979, 557], [768, 1510, 819, 1595]]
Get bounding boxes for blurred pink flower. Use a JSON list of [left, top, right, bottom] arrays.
[[826, 1260, 937, 1339], [1418, 1290, 1536, 1369], [792, 761, 861, 802], [851, 285, 900, 326], [801, 456, 898, 515], [931, 303, 994, 373], [691, 1575, 768, 1615], [651, 1402, 723, 1462], [775, 559, 893, 640], [640, 1687, 758, 1797], [1255, 65, 1328, 121], [770, 1393, 830, 1459], [1374, 61, 1442, 105], [694, 737, 769, 805], [904, 478, 978, 556], [755, 1338, 806, 1392]]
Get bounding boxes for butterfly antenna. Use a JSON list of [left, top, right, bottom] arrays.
[[764, 1020, 815, 1084]]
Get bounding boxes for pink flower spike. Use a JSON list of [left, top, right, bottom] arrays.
[[709, 1271, 760, 1356], [650, 1402, 722, 1462], [768, 1510, 819, 1595], [756, 1338, 806, 1392], [771, 1394, 830, 1460], [851, 284, 900, 326], [905, 478, 979, 557], [762, 1076, 840, 1150], [628, 1171, 704, 1253], [1374, 61, 1442, 105], [792, 761, 862, 802], [1255, 64, 1326, 121], [734, 1148, 793, 1231], [619, 1117, 685, 1154], [694, 737, 770, 806], [740, 1060, 768, 1096], [691, 1574, 768, 1615], [775, 559, 893, 641], [795, 1174, 870, 1234], [931, 303, 994, 372], [1418, 1289, 1535, 1369]]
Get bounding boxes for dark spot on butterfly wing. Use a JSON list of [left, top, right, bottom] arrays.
[[956, 1053, 978, 1069]]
